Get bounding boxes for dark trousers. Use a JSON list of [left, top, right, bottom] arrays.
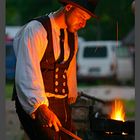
[[15, 96, 73, 140]]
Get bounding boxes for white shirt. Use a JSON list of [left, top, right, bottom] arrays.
[[13, 13, 78, 116]]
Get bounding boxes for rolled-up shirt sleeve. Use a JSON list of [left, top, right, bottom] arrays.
[[13, 20, 49, 117]]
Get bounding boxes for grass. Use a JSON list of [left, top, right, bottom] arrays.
[[5, 82, 14, 99], [123, 99, 135, 119]]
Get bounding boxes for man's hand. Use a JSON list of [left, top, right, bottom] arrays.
[[68, 97, 77, 104], [35, 104, 62, 132]]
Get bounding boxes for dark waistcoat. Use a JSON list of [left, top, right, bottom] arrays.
[[36, 15, 75, 95]]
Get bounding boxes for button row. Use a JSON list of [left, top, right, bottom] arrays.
[[55, 67, 67, 73], [55, 74, 66, 79], [55, 81, 66, 86], [55, 88, 66, 93]]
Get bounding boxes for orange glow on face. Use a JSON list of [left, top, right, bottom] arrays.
[[110, 99, 125, 122]]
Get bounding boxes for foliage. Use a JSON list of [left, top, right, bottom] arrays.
[[6, 0, 134, 40], [6, 0, 61, 25]]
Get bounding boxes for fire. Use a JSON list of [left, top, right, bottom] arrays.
[[110, 99, 125, 122]]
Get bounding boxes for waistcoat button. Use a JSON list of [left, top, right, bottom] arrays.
[[55, 81, 58, 86], [55, 88, 58, 93], [63, 82, 66, 86], [55, 74, 58, 79], [63, 74, 66, 79], [55, 68, 59, 72], [62, 89, 65, 93]]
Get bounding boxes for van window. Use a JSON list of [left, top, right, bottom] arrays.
[[116, 47, 130, 58], [83, 46, 107, 58]]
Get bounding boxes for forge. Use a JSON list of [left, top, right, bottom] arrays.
[[72, 91, 135, 140], [90, 117, 135, 140], [89, 98, 135, 140]]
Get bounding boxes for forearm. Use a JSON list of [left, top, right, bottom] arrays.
[[67, 33, 78, 100]]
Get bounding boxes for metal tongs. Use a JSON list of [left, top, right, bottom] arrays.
[[60, 126, 82, 140]]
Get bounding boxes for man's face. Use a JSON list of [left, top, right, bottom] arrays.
[[65, 5, 91, 32]]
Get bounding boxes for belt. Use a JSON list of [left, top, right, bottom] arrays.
[[46, 92, 67, 99]]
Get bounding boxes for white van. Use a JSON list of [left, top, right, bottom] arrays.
[[115, 46, 133, 83], [77, 40, 121, 81]]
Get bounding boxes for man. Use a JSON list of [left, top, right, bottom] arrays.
[[13, 0, 99, 139]]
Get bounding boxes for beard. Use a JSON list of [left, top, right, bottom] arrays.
[[67, 23, 81, 33]]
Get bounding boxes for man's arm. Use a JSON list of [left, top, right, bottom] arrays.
[[14, 20, 49, 115], [14, 20, 62, 131], [67, 32, 78, 104]]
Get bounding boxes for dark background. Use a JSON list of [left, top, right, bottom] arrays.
[[6, 0, 134, 41]]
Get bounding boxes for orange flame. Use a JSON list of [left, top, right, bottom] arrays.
[[110, 99, 125, 122]]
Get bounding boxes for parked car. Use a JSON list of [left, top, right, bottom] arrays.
[[77, 41, 121, 81], [6, 40, 16, 80], [6, 26, 21, 39], [115, 46, 133, 83], [5, 26, 21, 80]]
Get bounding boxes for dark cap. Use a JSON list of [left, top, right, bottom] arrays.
[[58, 0, 99, 18]]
